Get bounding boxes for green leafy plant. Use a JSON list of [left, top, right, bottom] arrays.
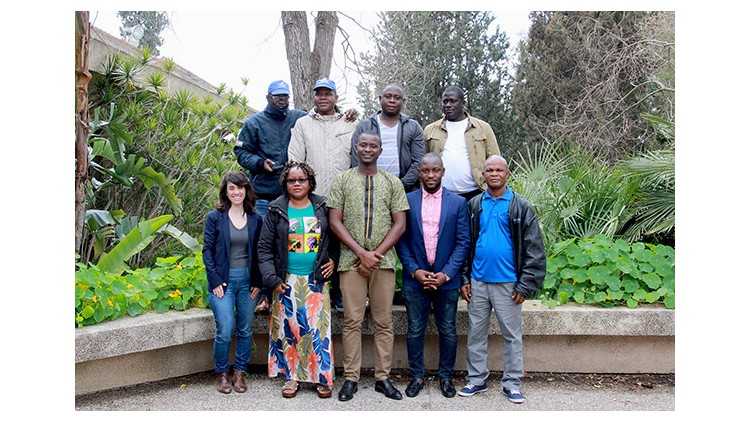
[[75, 252, 208, 327], [538, 235, 674, 309]]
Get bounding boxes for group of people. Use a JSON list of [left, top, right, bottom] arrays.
[[201, 78, 546, 404]]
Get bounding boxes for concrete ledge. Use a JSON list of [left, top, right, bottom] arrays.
[[76, 301, 674, 394]]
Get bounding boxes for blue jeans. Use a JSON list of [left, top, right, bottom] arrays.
[[255, 199, 269, 217], [208, 267, 259, 374], [403, 284, 459, 380]]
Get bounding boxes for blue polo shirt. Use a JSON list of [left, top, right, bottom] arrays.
[[471, 188, 516, 283]]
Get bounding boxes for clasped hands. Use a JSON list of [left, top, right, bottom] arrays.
[[414, 269, 448, 290]]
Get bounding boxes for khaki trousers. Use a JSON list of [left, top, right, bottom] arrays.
[[339, 269, 395, 381]]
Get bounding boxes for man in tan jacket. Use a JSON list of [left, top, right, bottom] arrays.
[[287, 78, 356, 197], [423, 86, 501, 201]]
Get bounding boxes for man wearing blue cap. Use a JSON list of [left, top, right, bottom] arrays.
[[235, 80, 305, 218]]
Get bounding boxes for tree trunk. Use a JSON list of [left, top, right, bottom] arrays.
[[75, 11, 91, 253], [311, 12, 338, 81], [281, 11, 338, 111], [281, 11, 313, 110]]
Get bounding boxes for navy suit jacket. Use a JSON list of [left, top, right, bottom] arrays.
[[395, 188, 471, 291], [202, 209, 263, 291]]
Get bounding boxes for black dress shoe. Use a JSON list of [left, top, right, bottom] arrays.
[[374, 378, 403, 400], [439, 378, 456, 398], [338, 380, 358, 401], [405, 378, 425, 398]]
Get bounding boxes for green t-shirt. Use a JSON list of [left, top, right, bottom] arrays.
[[327, 168, 410, 272], [287, 204, 320, 276]]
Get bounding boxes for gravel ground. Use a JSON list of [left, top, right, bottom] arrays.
[[75, 368, 674, 411]]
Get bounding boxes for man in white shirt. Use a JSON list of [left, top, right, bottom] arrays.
[[423, 86, 501, 201]]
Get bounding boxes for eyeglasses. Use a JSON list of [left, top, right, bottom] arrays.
[[286, 178, 309, 185]]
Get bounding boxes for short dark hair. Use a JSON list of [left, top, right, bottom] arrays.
[[216, 171, 256, 214], [442, 85, 465, 101], [358, 131, 382, 146], [279, 160, 317, 195]]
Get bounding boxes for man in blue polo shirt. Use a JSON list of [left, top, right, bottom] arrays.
[[457, 155, 546, 404]]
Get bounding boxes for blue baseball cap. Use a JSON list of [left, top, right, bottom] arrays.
[[267, 80, 290, 96], [313, 78, 336, 92]]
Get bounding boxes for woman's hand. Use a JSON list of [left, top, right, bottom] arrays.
[[250, 287, 261, 300], [321, 258, 335, 279], [213, 283, 227, 299], [274, 282, 289, 294]]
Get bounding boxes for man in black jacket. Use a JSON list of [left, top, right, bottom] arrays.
[[350, 84, 425, 192], [456, 155, 546, 404]]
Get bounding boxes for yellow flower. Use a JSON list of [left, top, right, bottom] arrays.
[[92, 295, 98, 303], [107, 299, 114, 307], [169, 289, 182, 298], [126, 283, 134, 289], [175, 264, 183, 270]]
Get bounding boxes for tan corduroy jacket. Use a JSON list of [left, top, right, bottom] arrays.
[[423, 112, 501, 190], [288, 111, 356, 197]]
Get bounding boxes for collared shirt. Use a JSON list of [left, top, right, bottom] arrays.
[[471, 188, 516, 283], [287, 111, 356, 197], [421, 187, 442, 265], [327, 168, 410, 272], [376, 116, 401, 177]]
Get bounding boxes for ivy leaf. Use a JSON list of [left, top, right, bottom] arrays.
[[572, 268, 588, 284], [593, 292, 607, 303], [558, 291, 570, 304], [633, 289, 648, 301], [626, 297, 638, 308], [614, 239, 630, 251], [642, 273, 662, 290], [623, 277, 640, 293], [587, 266, 611, 286], [615, 256, 637, 274], [606, 278, 622, 292], [664, 294, 675, 309], [560, 268, 576, 280], [644, 292, 660, 303], [573, 290, 586, 303], [608, 289, 624, 301], [81, 305, 95, 319]]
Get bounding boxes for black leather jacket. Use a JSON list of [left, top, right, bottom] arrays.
[[464, 189, 546, 298], [257, 193, 339, 289]]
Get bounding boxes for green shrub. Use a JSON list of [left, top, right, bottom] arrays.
[[538, 235, 674, 309], [75, 252, 208, 327]]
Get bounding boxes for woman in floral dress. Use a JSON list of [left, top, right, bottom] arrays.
[[257, 161, 338, 398]]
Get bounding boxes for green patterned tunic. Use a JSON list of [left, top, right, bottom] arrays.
[[327, 168, 410, 272]]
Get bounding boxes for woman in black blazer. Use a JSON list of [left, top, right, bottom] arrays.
[[202, 171, 263, 394]]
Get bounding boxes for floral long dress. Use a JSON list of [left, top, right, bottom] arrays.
[[268, 274, 333, 386]]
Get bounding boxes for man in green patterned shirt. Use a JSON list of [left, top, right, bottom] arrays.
[[328, 132, 410, 402]]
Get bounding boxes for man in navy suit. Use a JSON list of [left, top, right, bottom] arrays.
[[395, 152, 471, 398]]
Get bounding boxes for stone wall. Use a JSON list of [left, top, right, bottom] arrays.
[[75, 302, 674, 395]]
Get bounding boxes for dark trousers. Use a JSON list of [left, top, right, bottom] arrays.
[[403, 284, 459, 380]]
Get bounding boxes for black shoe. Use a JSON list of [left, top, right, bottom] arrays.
[[405, 378, 425, 398], [374, 378, 403, 400], [440, 378, 456, 398], [338, 380, 358, 401]]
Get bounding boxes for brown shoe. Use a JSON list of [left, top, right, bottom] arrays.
[[216, 372, 232, 394], [232, 369, 247, 393], [281, 380, 299, 398], [316, 383, 332, 399]]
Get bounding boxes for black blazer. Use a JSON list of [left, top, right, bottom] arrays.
[[202, 209, 263, 291]]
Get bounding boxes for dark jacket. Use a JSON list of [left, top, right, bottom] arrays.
[[257, 193, 340, 289], [234, 105, 307, 199], [350, 111, 425, 192], [396, 188, 471, 291], [464, 189, 546, 298], [202, 209, 263, 291]]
